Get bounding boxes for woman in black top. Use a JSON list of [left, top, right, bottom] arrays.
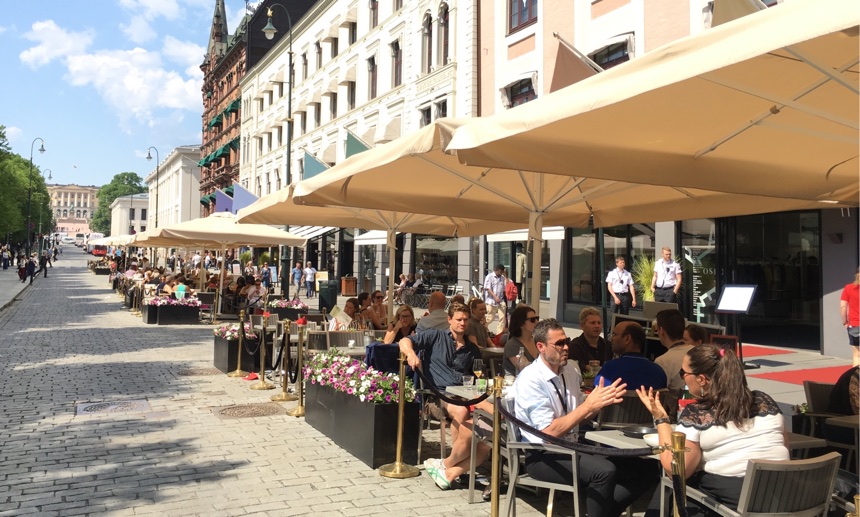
[[383, 305, 417, 344], [503, 305, 539, 376]]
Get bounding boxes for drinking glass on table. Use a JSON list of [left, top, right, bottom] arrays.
[[473, 359, 487, 392], [462, 375, 474, 390]]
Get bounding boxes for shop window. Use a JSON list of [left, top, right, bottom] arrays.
[[415, 235, 458, 286], [682, 219, 718, 325], [509, 0, 537, 33]]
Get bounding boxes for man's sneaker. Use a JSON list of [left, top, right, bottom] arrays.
[[425, 465, 451, 490], [423, 457, 443, 470]]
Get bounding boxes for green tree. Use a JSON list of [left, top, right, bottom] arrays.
[[91, 172, 147, 235], [0, 126, 51, 247]]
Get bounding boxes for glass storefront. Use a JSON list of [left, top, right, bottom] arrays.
[[414, 235, 458, 286], [682, 219, 718, 325], [359, 239, 376, 294], [569, 227, 598, 303]]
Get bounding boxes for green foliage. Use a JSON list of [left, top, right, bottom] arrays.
[[0, 125, 11, 156], [239, 250, 252, 266], [91, 172, 146, 235], [258, 251, 271, 266], [0, 133, 51, 244], [632, 255, 656, 303]]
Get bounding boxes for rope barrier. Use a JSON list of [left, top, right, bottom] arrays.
[[413, 368, 491, 406], [671, 474, 690, 517], [495, 398, 655, 457]]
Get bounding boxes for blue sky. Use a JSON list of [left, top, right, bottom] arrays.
[[1, 0, 260, 187]]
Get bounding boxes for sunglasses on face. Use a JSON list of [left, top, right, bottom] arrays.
[[547, 338, 571, 349], [679, 369, 695, 379], [526, 316, 540, 323], [374, 296, 384, 300]]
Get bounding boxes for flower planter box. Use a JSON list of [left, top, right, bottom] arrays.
[[94, 268, 111, 276], [212, 336, 270, 373], [141, 304, 158, 324], [304, 382, 419, 469], [269, 307, 308, 321], [156, 305, 200, 325]]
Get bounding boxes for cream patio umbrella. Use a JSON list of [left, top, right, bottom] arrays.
[[132, 212, 306, 313], [448, 0, 859, 205], [292, 118, 832, 312], [237, 184, 524, 322]]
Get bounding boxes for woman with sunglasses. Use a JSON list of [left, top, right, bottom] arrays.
[[503, 305, 539, 376], [370, 290, 388, 328], [358, 292, 383, 330], [383, 305, 416, 344], [636, 344, 788, 514]]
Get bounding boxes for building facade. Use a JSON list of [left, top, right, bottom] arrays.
[[240, 0, 478, 288], [109, 194, 149, 237], [47, 184, 99, 234], [144, 145, 203, 229]]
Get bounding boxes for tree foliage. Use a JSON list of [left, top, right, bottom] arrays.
[[91, 172, 147, 235], [0, 125, 53, 247]]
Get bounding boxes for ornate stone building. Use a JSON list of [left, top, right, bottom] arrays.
[[47, 184, 99, 234]]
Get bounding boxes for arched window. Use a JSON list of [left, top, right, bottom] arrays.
[[63, 210, 68, 218], [422, 13, 433, 75], [76, 210, 82, 218], [438, 4, 449, 66], [83, 210, 88, 218]]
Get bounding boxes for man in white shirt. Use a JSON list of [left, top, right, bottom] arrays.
[[416, 291, 450, 332], [483, 264, 507, 334], [303, 261, 317, 298], [513, 318, 652, 517], [606, 256, 636, 315], [651, 246, 682, 303], [192, 251, 201, 268]]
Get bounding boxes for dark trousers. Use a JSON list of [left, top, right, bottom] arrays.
[[645, 471, 744, 517], [654, 287, 677, 303], [305, 280, 314, 297], [526, 450, 654, 517], [610, 292, 632, 315]]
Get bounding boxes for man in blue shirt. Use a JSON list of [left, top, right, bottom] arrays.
[[400, 303, 486, 490], [596, 321, 667, 390]]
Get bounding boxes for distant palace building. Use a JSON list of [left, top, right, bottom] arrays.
[[47, 183, 99, 234]]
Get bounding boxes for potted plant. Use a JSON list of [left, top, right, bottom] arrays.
[[267, 297, 308, 321], [212, 322, 262, 373], [303, 350, 420, 468], [145, 297, 202, 325]]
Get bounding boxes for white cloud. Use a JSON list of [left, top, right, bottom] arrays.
[[227, 1, 262, 34], [65, 47, 201, 132], [120, 15, 157, 44], [5, 126, 23, 142], [19, 20, 94, 69], [118, 0, 182, 21], [162, 36, 205, 79], [0, 26, 8, 34]]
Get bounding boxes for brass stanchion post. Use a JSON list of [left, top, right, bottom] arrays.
[[379, 352, 420, 478], [272, 320, 297, 402], [227, 310, 248, 378], [671, 431, 687, 517], [211, 288, 221, 325], [848, 494, 859, 517], [251, 313, 275, 390], [490, 375, 503, 517], [286, 323, 306, 417]]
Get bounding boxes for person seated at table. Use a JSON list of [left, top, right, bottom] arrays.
[[636, 344, 789, 515], [416, 291, 450, 332], [173, 275, 196, 298], [595, 321, 667, 390], [124, 263, 139, 279], [329, 298, 360, 331], [244, 278, 267, 309], [384, 305, 416, 344], [684, 323, 708, 347], [399, 302, 488, 491], [358, 292, 383, 330], [370, 290, 388, 328], [513, 318, 653, 517], [504, 305, 539, 376], [823, 365, 859, 448], [466, 297, 496, 349], [388, 273, 407, 304], [155, 275, 172, 295], [450, 294, 465, 305], [654, 309, 692, 392], [569, 307, 613, 375]]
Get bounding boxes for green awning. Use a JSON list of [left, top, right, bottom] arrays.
[[197, 157, 208, 167], [224, 98, 241, 114], [200, 196, 211, 206], [206, 193, 217, 202], [345, 130, 372, 158], [303, 150, 330, 180], [229, 136, 240, 150], [206, 113, 223, 129], [214, 145, 230, 159], [224, 185, 234, 196]]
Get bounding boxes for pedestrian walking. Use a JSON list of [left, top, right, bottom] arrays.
[[1, 247, 9, 270], [291, 262, 303, 298], [606, 255, 636, 315], [25, 253, 37, 284], [303, 261, 317, 298]]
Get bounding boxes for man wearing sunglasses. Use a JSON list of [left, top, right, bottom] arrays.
[[513, 319, 653, 517], [594, 321, 667, 390]]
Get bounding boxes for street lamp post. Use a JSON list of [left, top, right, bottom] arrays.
[[145, 146, 160, 228], [25, 137, 46, 257], [36, 169, 52, 253], [262, 4, 294, 188]]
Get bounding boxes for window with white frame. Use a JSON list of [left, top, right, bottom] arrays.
[[509, 79, 536, 107], [315, 41, 323, 69], [438, 4, 449, 66], [329, 92, 338, 120], [419, 106, 431, 127], [301, 53, 308, 80], [347, 81, 356, 110], [435, 99, 447, 119], [331, 37, 339, 58], [367, 57, 377, 100], [421, 13, 433, 74], [369, 0, 379, 29], [391, 40, 402, 87], [588, 40, 630, 70]]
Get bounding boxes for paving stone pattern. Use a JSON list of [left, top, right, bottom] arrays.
[[0, 253, 549, 516]]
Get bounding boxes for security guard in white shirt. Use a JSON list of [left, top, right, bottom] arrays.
[[651, 247, 682, 303], [606, 256, 636, 315]]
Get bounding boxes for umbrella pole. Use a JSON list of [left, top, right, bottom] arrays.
[[528, 212, 544, 313], [217, 245, 226, 316], [387, 230, 396, 325]]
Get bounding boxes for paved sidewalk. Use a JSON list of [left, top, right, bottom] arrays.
[[0, 254, 547, 517]]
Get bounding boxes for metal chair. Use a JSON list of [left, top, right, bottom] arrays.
[[594, 391, 664, 430], [415, 357, 448, 465], [802, 381, 840, 437], [503, 397, 582, 517], [468, 407, 509, 504], [659, 451, 841, 517], [197, 292, 216, 323]]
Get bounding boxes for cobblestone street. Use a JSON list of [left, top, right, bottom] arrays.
[[0, 253, 546, 516]]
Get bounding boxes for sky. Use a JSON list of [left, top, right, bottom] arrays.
[[1, 0, 262, 188]]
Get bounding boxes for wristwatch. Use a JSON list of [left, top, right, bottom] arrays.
[[653, 417, 671, 427]]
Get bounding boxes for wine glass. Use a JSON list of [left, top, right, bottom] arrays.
[[473, 359, 485, 380]]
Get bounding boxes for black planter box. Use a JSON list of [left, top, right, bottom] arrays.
[[305, 382, 419, 468], [212, 336, 271, 373], [269, 307, 308, 321], [156, 305, 200, 325], [141, 304, 158, 324], [94, 268, 111, 276]]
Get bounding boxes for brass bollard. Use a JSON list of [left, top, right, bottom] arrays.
[[671, 431, 687, 517], [379, 352, 420, 479], [848, 494, 859, 517], [211, 288, 221, 325], [250, 313, 275, 390], [286, 323, 306, 417], [227, 310, 248, 378], [272, 320, 298, 402], [490, 375, 504, 517]]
